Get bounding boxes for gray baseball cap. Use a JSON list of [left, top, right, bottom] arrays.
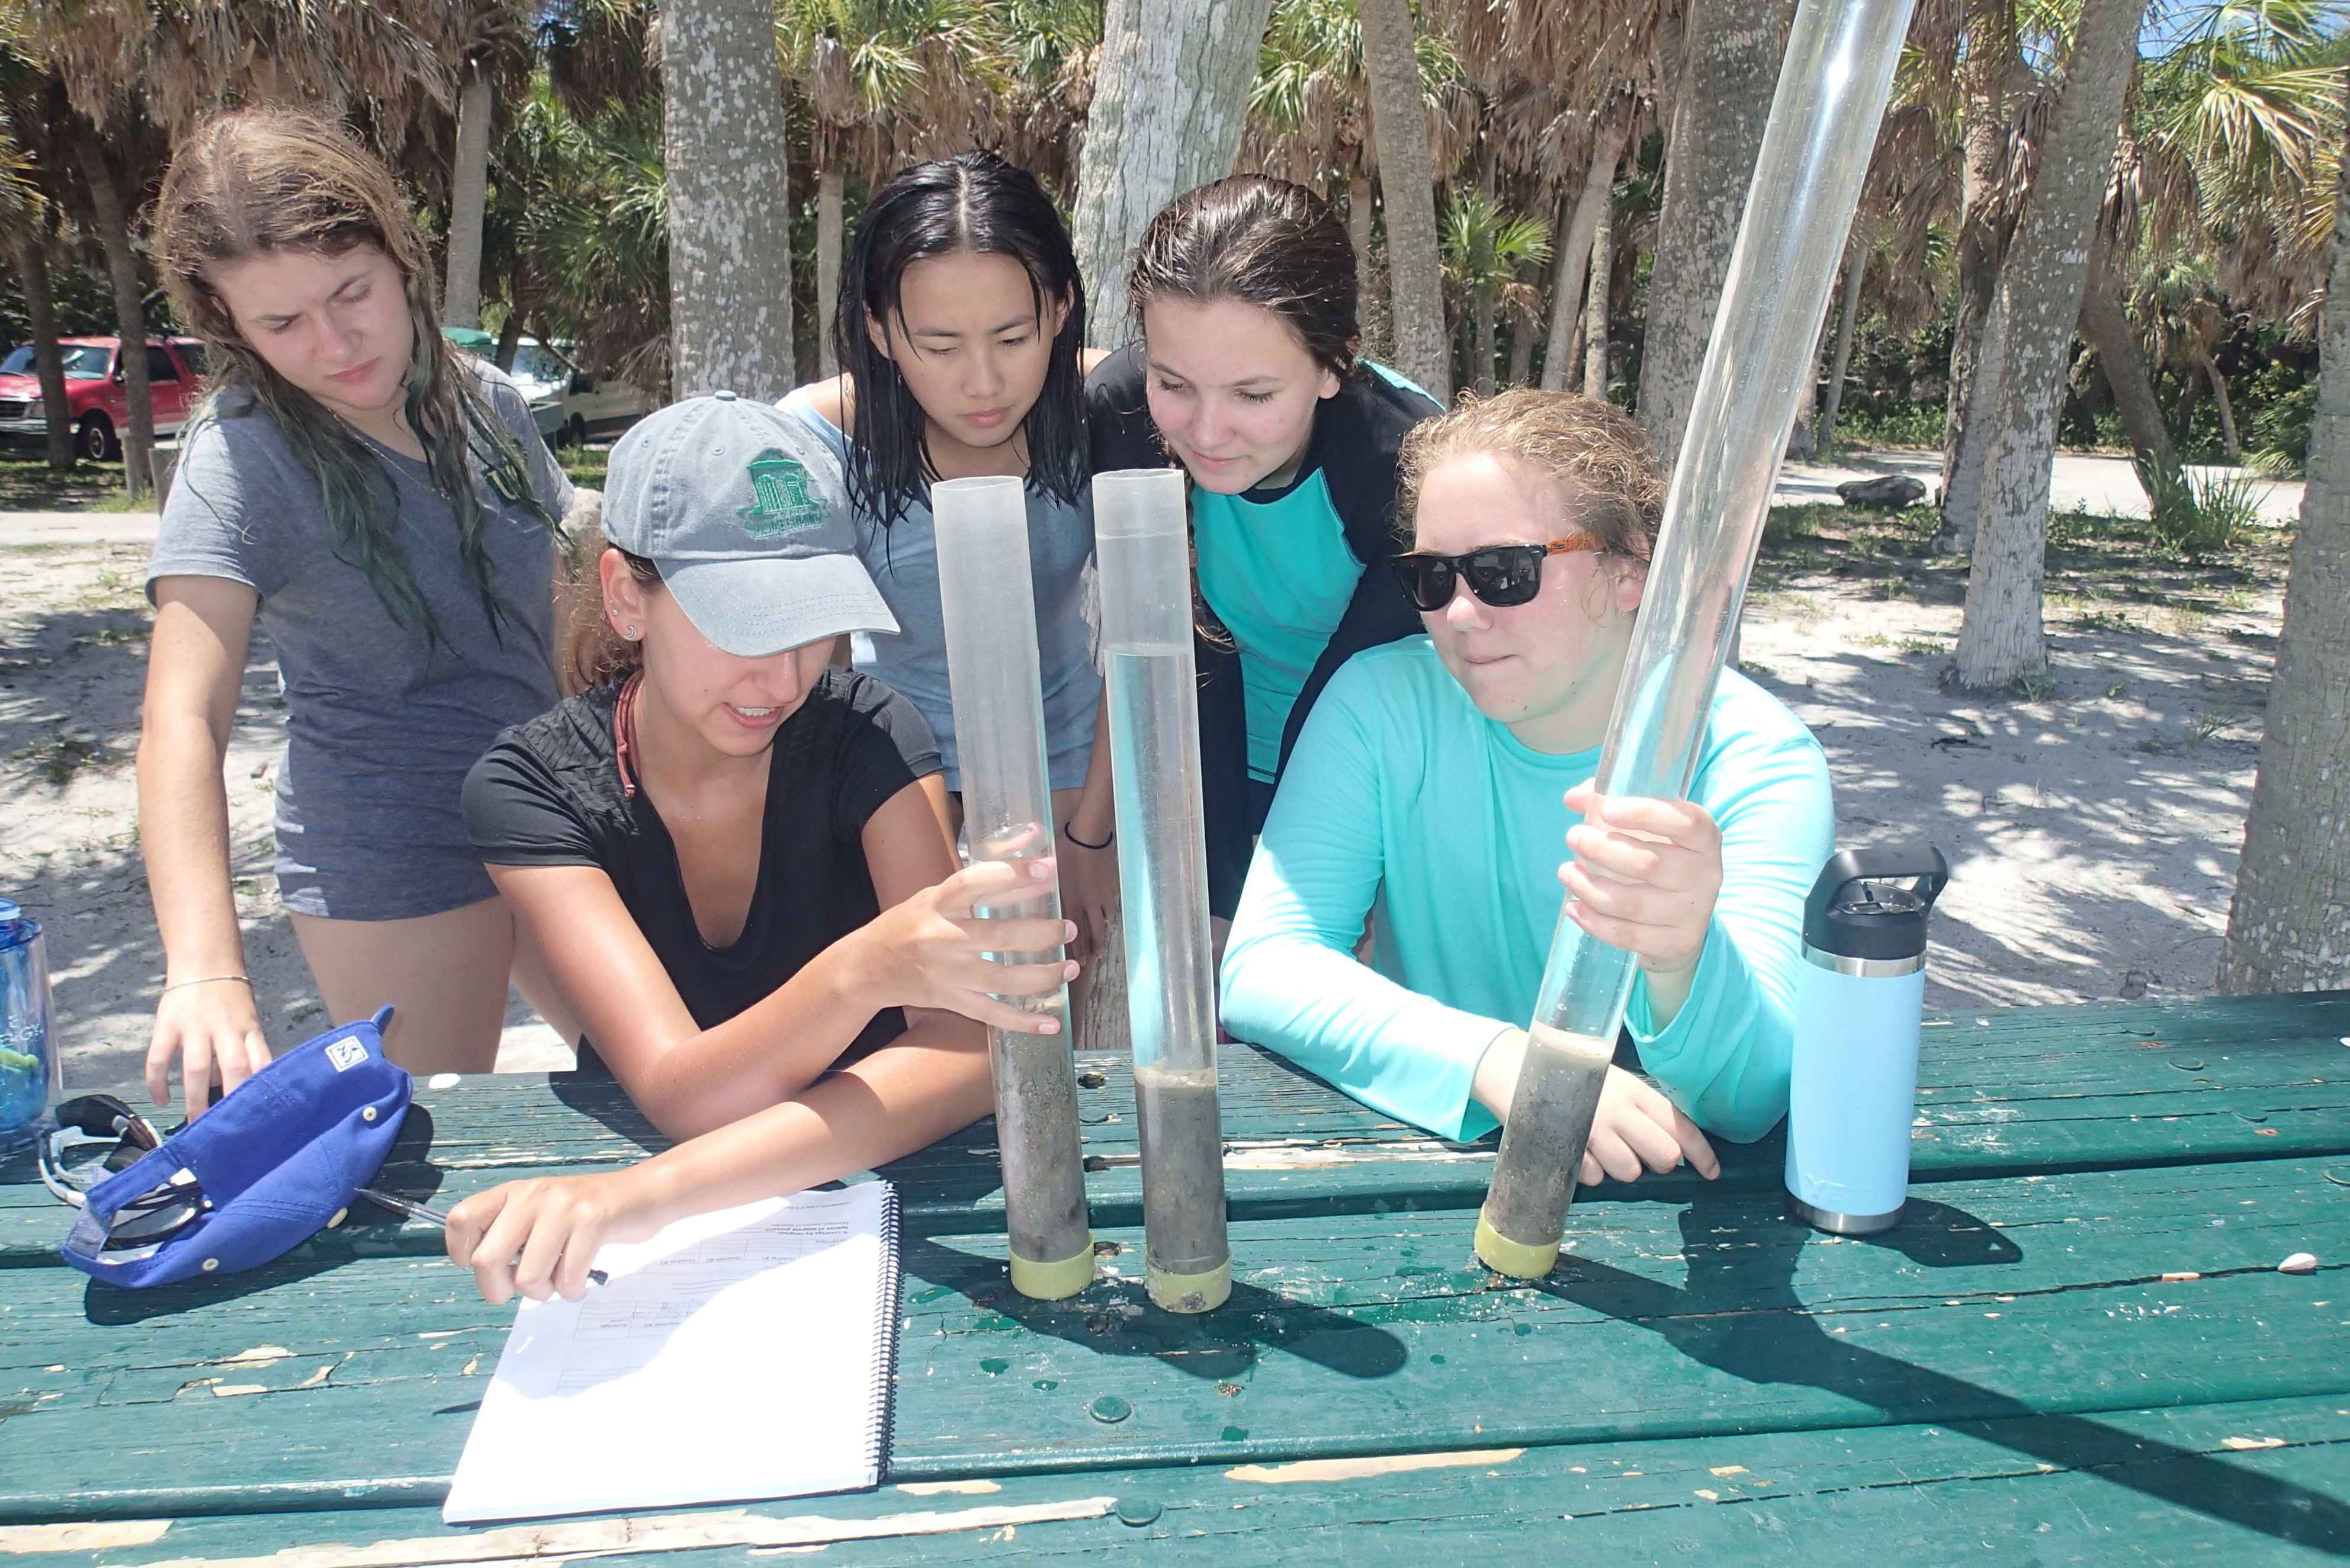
[[601, 391, 898, 657]]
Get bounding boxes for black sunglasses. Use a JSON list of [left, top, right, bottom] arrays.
[[40, 1094, 210, 1254], [1389, 532, 1606, 611]]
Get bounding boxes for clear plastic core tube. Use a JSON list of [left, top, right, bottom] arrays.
[[933, 475, 1094, 1300], [1474, 0, 1920, 1278], [1092, 468, 1231, 1313]]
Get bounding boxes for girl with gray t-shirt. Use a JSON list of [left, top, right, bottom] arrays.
[[137, 110, 575, 1114], [778, 152, 1120, 1000]]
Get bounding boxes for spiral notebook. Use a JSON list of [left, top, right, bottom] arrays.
[[443, 1183, 902, 1524]]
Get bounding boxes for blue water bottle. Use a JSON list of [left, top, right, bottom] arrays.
[[0, 899, 56, 1152], [1784, 847, 1948, 1235]]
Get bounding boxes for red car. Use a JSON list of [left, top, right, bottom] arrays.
[[0, 337, 208, 462]]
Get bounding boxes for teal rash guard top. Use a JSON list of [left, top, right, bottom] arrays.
[[1218, 638, 1835, 1145], [1193, 477, 1360, 782], [1087, 346, 1442, 914]]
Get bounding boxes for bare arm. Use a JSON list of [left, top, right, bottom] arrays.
[[137, 577, 270, 1116], [495, 776, 1071, 1141], [448, 1024, 993, 1303]]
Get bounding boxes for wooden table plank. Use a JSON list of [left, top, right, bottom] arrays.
[[2, 1155, 2342, 1520], [14, 1396, 2349, 1564], [7, 992, 2345, 1263]]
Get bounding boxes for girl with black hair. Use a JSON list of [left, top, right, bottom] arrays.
[[139, 109, 577, 1111], [778, 152, 1119, 969], [1086, 175, 1443, 928]]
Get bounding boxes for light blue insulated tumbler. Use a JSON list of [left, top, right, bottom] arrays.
[[1785, 847, 1948, 1235]]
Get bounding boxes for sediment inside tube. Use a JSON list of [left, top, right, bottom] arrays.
[[1134, 1064, 1228, 1278], [989, 991, 1090, 1270], [1482, 1025, 1614, 1246]]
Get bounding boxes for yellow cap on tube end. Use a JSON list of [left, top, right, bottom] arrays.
[[1146, 1258, 1231, 1313], [1474, 1211, 1561, 1279], [1009, 1238, 1097, 1300]]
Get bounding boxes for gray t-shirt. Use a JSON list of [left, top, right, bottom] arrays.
[[148, 365, 572, 917], [779, 388, 1100, 792]]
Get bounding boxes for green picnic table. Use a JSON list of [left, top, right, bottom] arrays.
[[2, 991, 2348, 1563]]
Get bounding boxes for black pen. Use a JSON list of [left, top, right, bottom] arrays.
[[357, 1187, 609, 1287]]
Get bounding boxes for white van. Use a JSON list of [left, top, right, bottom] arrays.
[[510, 340, 652, 448]]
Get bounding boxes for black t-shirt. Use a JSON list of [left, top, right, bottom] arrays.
[[463, 668, 942, 1058]]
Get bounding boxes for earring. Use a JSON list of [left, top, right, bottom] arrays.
[[624, 625, 640, 639]]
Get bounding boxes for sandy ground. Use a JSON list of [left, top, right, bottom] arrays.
[[0, 452, 2289, 1101]]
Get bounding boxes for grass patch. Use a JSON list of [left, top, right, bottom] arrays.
[[558, 445, 611, 489], [2140, 461, 2263, 561], [0, 453, 137, 513], [1830, 406, 1946, 450]]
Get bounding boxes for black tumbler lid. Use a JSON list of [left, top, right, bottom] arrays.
[[1803, 846, 1949, 961]]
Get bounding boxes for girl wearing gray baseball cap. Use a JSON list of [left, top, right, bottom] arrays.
[[450, 394, 1073, 1300]]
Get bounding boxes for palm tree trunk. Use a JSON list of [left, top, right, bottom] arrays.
[[12, 234, 74, 474], [1584, 191, 1613, 400], [2201, 354, 2242, 462], [74, 136, 152, 503], [817, 165, 845, 379], [1506, 281, 1536, 388], [444, 63, 494, 330], [1072, 0, 1274, 349], [1953, 0, 2149, 690], [1636, 0, 1786, 470], [1936, 0, 2017, 552], [493, 312, 524, 371], [663, 0, 797, 400], [1473, 296, 1497, 396], [2217, 72, 2350, 993], [1540, 121, 1627, 393], [2075, 227, 2178, 493], [1347, 171, 1376, 325], [1814, 242, 1868, 459], [1358, 0, 1448, 400]]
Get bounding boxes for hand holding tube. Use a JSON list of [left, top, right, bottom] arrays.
[[851, 859, 1078, 1033], [1559, 782, 1723, 1020]]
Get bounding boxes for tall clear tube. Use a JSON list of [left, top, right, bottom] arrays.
[[1473, 0, 1921, 1278], [1092, 468, 1231, 1313], [933, 475, 1094, 1300]]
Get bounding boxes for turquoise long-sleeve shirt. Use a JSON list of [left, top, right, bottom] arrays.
[[1219, 638, 1834, 1144]]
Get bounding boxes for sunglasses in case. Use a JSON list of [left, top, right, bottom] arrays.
[[1389, 532, 1606, 611]]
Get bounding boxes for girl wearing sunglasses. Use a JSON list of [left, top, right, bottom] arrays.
[[1087, 176, 1442, 924], [1219, 390, 1832, 1184]]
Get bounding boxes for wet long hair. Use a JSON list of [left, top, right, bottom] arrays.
[[1126, 175, 1361, 383], [836, 150, 1087, 528], [153, 109, 559, 650]]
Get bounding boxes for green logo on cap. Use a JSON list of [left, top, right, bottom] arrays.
[[738, 448, 824, 537]]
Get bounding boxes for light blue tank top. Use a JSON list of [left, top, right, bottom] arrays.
[[779, 389, 1101, 791]]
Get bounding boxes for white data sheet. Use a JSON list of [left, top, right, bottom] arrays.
[[443, 1183, 901, 1524]]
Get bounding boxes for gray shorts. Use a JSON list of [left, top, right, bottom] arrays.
[[272, 745, 497, 922]]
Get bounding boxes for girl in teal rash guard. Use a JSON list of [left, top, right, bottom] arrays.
[[1219, 390, 1834, 1185], [1086, 176, 1442, 924]]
